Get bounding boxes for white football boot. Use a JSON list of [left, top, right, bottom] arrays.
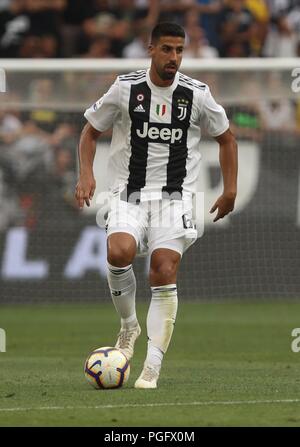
[[115, 323, 141, 361], [134, 364, 160, 389]]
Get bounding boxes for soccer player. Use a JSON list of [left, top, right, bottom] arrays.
[[76, 22, 238, 389]]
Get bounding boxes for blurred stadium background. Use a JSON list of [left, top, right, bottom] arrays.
[[0, 0, 299, 304]]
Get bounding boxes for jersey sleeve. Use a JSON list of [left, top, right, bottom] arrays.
[[84, 78, 120, 132], [200, 87, 229, 137]]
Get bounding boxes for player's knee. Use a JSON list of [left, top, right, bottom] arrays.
[[107, 233, 136, 267], [107, 246, 135, 267], [149, 261, 177, 285]]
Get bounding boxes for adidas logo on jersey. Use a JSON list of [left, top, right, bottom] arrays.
[[134, 104, 145, 113], [136, 122, 183, 144]]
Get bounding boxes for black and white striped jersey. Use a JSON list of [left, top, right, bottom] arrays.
[[84, 68, 229, 200]]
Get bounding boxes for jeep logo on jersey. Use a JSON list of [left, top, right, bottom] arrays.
[[136, 123, 183, 144]]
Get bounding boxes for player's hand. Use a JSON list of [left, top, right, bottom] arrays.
[[210, 192, 236, 222], [75, 173, 96, 209]]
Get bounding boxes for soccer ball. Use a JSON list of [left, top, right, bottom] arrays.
[[84, 346, 130, 389]]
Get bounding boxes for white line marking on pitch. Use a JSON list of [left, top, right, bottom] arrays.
[[0, 399, 300, 412]]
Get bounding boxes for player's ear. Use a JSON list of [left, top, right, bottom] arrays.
[[148, 44, 154, 57]]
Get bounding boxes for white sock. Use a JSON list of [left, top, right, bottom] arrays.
[[145, 345, 164, 370], [146, 284, 178, 371], [107, 263, 138, 329]]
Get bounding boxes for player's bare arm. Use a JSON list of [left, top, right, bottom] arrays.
[[210, 128, 238, 222], [75, 122, 101, 208]]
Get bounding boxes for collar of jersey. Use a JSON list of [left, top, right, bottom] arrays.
[[146, 68, 179, 93]]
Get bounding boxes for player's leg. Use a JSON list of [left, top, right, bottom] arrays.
[[135, 245, 182, 389], [106, 192, 148, 361], [135, 198, 197, 388], [107, 231, 141, 360], [107, 231, 137, 326]]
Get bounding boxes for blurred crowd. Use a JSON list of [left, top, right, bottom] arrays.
[[0, 0, 300, 58], [0, 102, 79, 231], [1, 0, 300, 231], [1, 70, 300, 232]]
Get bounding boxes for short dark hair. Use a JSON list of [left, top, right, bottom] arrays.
[[151, 22, 185, 44]]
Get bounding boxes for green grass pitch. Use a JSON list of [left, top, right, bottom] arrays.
[[0, 301, 300, 427]]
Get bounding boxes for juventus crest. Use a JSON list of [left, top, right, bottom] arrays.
[[177, 98, 189, 121]]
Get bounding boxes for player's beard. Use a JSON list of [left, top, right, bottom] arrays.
[[161, 71, 176, 80], [158, 64, 178, 81]]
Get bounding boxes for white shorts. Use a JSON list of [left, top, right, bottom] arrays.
[[105, 196, 198, 257]]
